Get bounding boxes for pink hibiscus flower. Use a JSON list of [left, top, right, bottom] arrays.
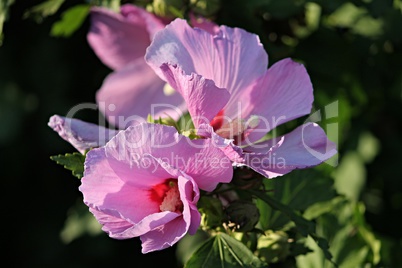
[[145, 19, 337, 178], [49, 6, 219, 152], [48, 4, 218, 153], [80, 123, 233, 253], [88, 4, 219, 129]]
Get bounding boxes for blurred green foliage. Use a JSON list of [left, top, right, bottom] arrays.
[[0, 0, 15, 45], [1, 0, 402, 267]]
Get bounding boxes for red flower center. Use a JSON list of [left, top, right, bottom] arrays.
[[149, 179, 183, 213], [210, 109, 225, 131]]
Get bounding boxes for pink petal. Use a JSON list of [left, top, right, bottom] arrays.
[[237, 58, 314, 144], [178, 174, 201, 235], [145, 19, 268, 100], [107, 123, 233, 191], [112, 211, 181, 239], [80, 146, 173, 223], [140, 175, 199, 253], [120, 4, 165, 40], [177, 138, 233, 191], [48, 115, 118, 154], [188, 206, 201, 235], [159, 63, 230, 128], [140, 216, 187, 253], [96, 59, 185, 129], [88, 5, 155, 70], [189, 14, 220, 35], [89, 208, 134, 237], [197, 124, 245, 163], [242, 123, 337, 178]]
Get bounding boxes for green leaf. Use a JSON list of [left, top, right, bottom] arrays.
[[310, 234, 333, 262], [249, 189, 335, 265], [257, 230, 290, 263], [256, 169, 336, 230], [198, 196, 224, 229], [303, 196, 348, 220], [271, 169, 336, 211], [224, 200, 260, 232], [50, 152, 85, 179], [177, 112, 195, 131], [250, 189, 315, 236], [176, 231, 210, 265], [333, 152, 366, 202], [0, 0, 15, 45], [324, 3, 384, 38], [50, 4, 90, 37], [23, 0, 65, 23], [290, 242, 313, 257], [353, 203, 381, 265], [298, 199, 381, 267], [185, 233, 266, 268]]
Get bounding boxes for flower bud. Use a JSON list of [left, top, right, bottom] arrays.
[[224, 200, 260, 232], [257, 230, 290, 263]]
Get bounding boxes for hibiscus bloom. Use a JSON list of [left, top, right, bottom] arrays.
[[88, 4, 218, 129], [80, 123, 233, 253], [49, 6, 219, 152], [145, 19, 337, 178]]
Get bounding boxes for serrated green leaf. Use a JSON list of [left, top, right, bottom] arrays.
[[50, 4, 90, 37], [23, 0, 65, 23], [50, 152, 85, 179], [185, 233, 266, 268]]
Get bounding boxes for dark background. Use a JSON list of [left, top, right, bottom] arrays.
[[1, 0, 178, 266], [1, 0, 402, 266]]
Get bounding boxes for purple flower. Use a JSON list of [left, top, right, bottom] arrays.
[[79, 123, 233, 253], [145, 19, 337, 178], [88, 4, 219, 129]]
